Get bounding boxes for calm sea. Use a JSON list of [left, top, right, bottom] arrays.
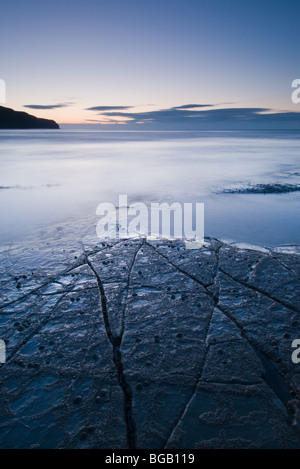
[[0, 129, 299, 249]]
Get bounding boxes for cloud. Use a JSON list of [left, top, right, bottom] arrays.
[[85, 119, 105, 122], [172, 104, 213, 109], [101, 107, 268, 120], [95, 106, 300, 130], [85, 119, 128, 125], [23, 103, 72, 110], [86, 105, 134, 111]]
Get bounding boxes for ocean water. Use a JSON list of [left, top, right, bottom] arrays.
[[0, 129, 299, 249]]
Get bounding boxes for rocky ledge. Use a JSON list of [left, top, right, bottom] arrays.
[[0, 237, 299, 449]]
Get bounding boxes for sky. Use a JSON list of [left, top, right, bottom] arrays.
[[1, 0, 300, 128]]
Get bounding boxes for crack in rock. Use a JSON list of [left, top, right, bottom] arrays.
[[86, 243, 142, 449]]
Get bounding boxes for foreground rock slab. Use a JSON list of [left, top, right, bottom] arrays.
[[0, 237, 299, 449]]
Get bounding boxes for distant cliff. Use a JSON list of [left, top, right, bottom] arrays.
[[0, 106, 59, 129]]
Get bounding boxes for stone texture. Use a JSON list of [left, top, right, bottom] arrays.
[[0, 237, 299, 448]]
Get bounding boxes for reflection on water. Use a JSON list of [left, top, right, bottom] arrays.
[[0, 129, 299, 248]]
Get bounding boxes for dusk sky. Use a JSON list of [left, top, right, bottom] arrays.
[[1, 0, 300, 127]]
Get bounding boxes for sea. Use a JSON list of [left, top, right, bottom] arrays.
[[0, 128, 299, 251]]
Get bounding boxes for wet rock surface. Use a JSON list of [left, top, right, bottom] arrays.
[[219, 183, 300, 194], [0, 237, 299, 449]]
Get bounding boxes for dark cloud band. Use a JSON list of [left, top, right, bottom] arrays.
[[86, 105, 134, 111], [24, 103, 71, 110], [95, 106, 300, 129]]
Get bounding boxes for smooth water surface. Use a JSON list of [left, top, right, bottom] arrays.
[[0, 129, 299, 248]]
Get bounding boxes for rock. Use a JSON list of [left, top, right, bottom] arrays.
[[0, 237, 299, 449]]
